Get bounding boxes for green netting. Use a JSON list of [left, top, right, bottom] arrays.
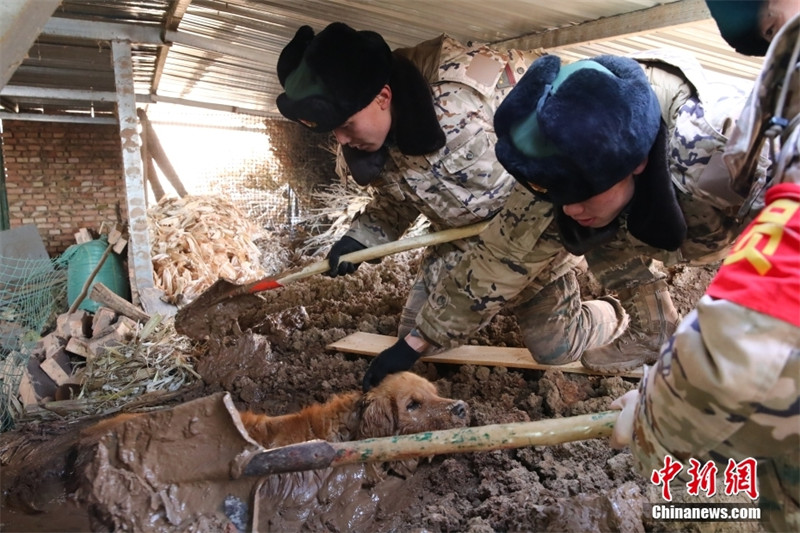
[[0, 248, 75, 431]]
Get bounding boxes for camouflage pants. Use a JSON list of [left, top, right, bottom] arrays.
[[511, 265, 626, 365], [402, 191, 743, 363], [399, 247, 625, 364]]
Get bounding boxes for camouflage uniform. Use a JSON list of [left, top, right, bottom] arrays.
[[340, 36, 542, 336], [416, 49, 768, 364], [629, 15, 800, 531]]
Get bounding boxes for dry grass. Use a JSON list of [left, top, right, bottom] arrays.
[[75, 314, 199, 414]]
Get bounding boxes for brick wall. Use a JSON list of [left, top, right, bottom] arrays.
[[2, 120, 127, 255]]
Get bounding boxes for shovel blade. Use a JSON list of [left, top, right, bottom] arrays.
[[174, 279, 263, 339]]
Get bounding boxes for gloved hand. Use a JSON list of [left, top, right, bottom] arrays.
[[362, 338, 422, 392], [326, 236, 368, 277]]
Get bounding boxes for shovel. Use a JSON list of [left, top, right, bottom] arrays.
[[242, 410, 619, 476], [86, 393, 618, 483], [175, 219, 491, 336]]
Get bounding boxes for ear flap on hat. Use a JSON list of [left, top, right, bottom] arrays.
[[627, 122, 687, 251], [341, 145, 389, 186], [277, 25, 315, 86], [390, 52, 445, 155]]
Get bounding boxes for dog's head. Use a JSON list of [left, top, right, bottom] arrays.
[[356, 372, 469, 439]]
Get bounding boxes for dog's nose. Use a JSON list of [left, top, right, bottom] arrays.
[[451, 400, 468, 419]]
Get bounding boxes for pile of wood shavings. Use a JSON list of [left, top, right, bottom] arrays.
[[149, 195, 266, 305]]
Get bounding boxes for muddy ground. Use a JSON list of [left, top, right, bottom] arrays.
[[0, 243, 766, 532]]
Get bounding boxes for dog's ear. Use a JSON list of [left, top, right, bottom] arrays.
[[355, 392, 396, 439]]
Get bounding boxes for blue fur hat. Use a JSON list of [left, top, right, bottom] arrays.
[[705, 1, 769, 57], [494, 54, 662, 205]]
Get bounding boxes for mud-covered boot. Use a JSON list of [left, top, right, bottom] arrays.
[[580, 279, 679, 373]]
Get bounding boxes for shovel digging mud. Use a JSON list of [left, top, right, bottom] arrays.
[[75, 393, 618, 530], [84, 392, 618, 483], [174, 220, 491, 338]]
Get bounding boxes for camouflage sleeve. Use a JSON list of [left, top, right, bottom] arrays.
[[630, 183, 800, 476], [629, 296, 800, 478], [345, 174, 423, 247], [346, 76, 518, 247], [415, 183, 564, 347], [723, 14, 799, 194]]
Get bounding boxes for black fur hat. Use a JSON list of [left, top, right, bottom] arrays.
[[494, 54, 662, 205], [705, 0, 769, 57], [276, 23, 392, 132]]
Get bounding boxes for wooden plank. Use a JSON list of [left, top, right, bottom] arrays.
[[327, 332, 643, 379]]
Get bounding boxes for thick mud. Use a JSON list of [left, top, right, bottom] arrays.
[[1, 248, 765, 532]]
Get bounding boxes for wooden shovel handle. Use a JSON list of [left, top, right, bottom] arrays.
[[247, 219, 492, 293], [243, 410, 619, 476]]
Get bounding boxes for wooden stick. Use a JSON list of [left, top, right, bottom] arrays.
[[90, 282, 150, 322], [68, 242, 114, 314], [244, 410, 619, 476], [245, 219, 492, 293]]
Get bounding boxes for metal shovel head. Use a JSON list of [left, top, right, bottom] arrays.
[[174, 278, 264, 339]]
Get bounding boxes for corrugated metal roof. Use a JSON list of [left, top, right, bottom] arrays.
[[0, 0, 765, 121]]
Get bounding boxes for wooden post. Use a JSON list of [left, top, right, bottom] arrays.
[[139, 109, 188, 198], [112, 40, 159, 313]]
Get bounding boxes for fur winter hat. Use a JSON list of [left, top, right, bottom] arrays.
[[494, 54, 662, 205], [276, 23, 392, 132], [705, 0, 769, 57]]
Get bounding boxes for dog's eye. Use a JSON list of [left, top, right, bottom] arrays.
[[406, 399, 420, 411]]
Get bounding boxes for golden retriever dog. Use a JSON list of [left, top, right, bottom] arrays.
[[238, 371, 469, 448], [238, 371, 470, 531]]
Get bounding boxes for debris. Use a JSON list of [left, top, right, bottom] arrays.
[[90, 282, 150, 322], [148, 195, 267, 305], [16, 305, 197, 419]]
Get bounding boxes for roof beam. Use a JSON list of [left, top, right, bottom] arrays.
[[1, 0, 61, 88], [41, 17, 163, 44], [42, 17, 268, 63], [1, 85, 272, 117], [0, 112, 116, 124], [1, 86, 118, 102], [137, 93, 273, 117], [492, 0, 711, 51], [151, 0, 194, 92]]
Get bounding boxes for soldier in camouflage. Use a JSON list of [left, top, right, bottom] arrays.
[[611, 1, 800, 530], [362, 43, 768, 389], [275, 22, 544, 339]]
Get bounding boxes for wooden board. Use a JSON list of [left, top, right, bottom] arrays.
[[327, 332, 643, 379]]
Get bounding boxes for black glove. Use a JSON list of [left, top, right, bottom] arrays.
[[363, 338, 422, 392], [325, 236, 367, 277]]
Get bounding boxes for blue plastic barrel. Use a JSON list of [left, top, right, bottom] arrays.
[[67, 237, 131, 313]]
